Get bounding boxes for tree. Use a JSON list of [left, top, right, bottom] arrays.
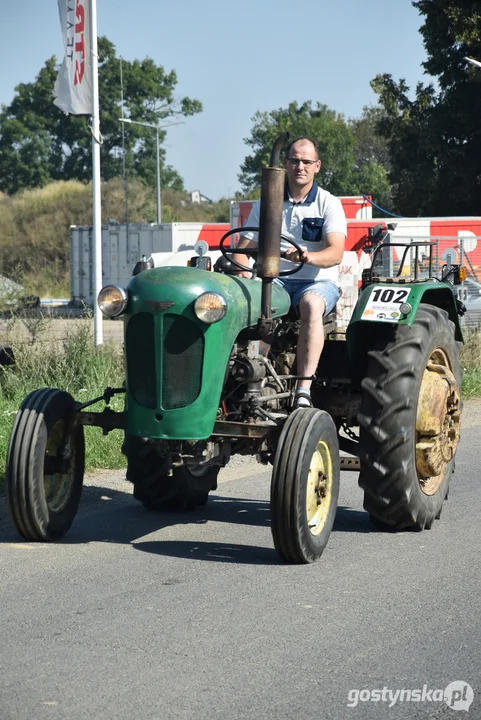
[[0, 38, 202, 194], [349, 106, 393, 213], [239, 101, 357, 196], [239, 101, 393, 210], [372, 1, 481, 216], [349, 106, 391, 173]]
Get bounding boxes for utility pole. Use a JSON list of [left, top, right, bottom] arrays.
[[118, 118, 184, 224]]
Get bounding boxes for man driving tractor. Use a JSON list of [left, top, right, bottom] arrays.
[[232, 136, 347, 408]]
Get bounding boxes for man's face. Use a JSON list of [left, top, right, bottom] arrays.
[[284, 141, 321, 190]]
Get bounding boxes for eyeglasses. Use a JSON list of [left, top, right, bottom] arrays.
[[287, 158, 319, 167]]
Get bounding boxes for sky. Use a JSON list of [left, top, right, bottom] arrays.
[[1, 1, 430, 201]]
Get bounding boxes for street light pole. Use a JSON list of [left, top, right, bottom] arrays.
[[156, 127, 161, 223], [118, 118, 184, 225]]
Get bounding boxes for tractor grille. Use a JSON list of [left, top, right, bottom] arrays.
[[126, 313, 157, 408], [162, 314, 204, 409]]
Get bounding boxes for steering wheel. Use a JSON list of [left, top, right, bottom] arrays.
[[219, 227, 306, 277]]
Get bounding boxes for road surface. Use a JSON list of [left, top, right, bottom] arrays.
[[0, 402, 480, 719]]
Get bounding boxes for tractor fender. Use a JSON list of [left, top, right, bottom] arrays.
[[346, 282, 463, 386]]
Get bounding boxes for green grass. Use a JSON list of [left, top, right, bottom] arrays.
[[462, 370, 481, 397], [461, 325, 481, 397], [0, 317, 126, 492]]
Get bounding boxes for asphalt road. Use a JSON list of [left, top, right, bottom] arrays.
[[1, 404, 480, 720]]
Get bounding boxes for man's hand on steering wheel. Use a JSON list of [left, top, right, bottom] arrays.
[[283, 247, 309, 265], [219, 228, 307, 277]]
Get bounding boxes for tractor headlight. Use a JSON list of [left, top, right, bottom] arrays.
[[98, 285, 128, 317], [194, 292, 227, 324]]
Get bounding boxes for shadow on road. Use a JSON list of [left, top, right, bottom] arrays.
[[0, 487, 274, 542], [333, 506, 375, 534], [1, 486, 378, 556], [133, 540, 279, 565]]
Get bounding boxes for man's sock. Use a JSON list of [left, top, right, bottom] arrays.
[[294, 387, 312, 408]]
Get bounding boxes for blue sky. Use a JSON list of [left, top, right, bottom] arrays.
[[1, 1, 429, 200]]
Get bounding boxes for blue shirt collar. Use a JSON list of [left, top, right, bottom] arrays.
[[284, 181, 319, 204]]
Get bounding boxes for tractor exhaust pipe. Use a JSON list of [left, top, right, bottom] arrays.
[[257, 132, 289, 335]]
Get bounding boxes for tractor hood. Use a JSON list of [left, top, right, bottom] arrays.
[[123, 266, 290, 440], [127, 265, 290, 325]]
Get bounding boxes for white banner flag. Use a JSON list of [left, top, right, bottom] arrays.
[[53, 0, 93, 115]]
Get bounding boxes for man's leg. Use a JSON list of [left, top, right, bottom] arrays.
[[295, 293, 326, 403]]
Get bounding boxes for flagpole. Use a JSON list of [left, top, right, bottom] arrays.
[[90, 0, 103, 346]]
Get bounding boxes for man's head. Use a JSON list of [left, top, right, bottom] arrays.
[[284, 137, 321, 194]]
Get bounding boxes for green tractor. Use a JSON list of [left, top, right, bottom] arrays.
[[6, 136, 464, 564]]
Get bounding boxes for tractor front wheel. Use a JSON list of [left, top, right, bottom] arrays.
[[270, 408, 340, 564], [358, 305, 462, 530], [6, 388, 85, 541]]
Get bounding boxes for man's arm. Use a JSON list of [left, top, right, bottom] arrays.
[[230, 200, 261, 278], [231, 235, 257, 278], [284, 231, 345, 268]]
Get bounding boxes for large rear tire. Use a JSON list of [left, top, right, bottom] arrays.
[[124, 435, 218, 511], [270, 408, 340, 564], [358, 305, 462, 530], [6, 388, 85, 541]]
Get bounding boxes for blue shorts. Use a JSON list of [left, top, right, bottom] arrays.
[[274, 278, 340, 316]]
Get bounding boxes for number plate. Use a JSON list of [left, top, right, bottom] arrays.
[[361, 286, 410, 322]]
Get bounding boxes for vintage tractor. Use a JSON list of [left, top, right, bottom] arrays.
[[5, 135, 464, 564]]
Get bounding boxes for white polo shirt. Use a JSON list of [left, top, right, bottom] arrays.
[[241, 182, 347, 283]]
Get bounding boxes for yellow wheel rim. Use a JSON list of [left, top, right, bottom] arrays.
[[416, 348, 461, 495], [306, 440, 333, 536], [43, 420, 76, 513]]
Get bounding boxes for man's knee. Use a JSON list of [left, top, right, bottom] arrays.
[[298, 292, 326, 320]]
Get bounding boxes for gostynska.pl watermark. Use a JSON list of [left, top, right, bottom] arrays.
[[347, 681, 474, 712]]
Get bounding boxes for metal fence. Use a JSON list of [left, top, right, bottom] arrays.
[[369, 235, 481, 328]]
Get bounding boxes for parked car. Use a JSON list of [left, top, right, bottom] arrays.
[[457, 277, 481, 327]]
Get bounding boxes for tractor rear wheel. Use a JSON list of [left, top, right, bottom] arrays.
[[6, 388, 85, 541], [270, 408, 340, 564], [358, 305, 462, 530], [124, 435, 218, 511]]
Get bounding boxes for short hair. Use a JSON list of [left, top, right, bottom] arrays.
[[284, 136, 319, 160]]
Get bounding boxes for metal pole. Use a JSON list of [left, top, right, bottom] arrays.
[[120, 58, 129, 228], [118, 118, 183, 227], [90, 0, 103, 347], [156, 128, 161, 224]]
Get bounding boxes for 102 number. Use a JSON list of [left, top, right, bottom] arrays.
[[371, 288, 409, 304]]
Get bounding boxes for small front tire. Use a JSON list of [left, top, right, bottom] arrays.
[[6, 388, 85, 541], [270, 408, 340, 564]]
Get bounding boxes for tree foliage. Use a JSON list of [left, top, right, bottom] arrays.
[[0, 38, 202, 195], [239, 101, 392, 210], [372, 1, 481, 216]]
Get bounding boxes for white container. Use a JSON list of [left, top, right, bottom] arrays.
[[70, 222, 229, 304]]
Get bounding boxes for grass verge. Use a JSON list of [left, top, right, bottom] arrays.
[[0, 316, 125, 492], [461, 325, 481, 397]]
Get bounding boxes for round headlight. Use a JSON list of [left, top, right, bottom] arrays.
[[194, 292, 227, 324], [98, 285, 128, 317]]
